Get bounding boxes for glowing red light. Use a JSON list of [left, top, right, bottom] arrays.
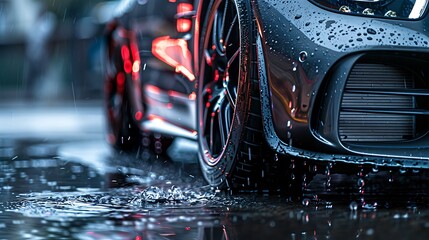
[[177, 3, 192, 13], [124, 60, 132, 73], [185, 226, 191, 231], [189, 92, 196, 100], [121, 45, 130, 60], [214, 70, 220, 82], [149, 115, 164, 123], [135, 236, 142, 240], [168, 90, 184, 98], [135, 111, 143, 121], [116, 72, 125, 87], [152, 36, 195, 81], [176, 3, 193, 32], [132, 60, 140, 73], [177, 19, 192, 32], [130, 41, 140, 61], [146, 85, 161, 94]]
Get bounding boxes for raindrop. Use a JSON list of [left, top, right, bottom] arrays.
[[367, 28, 377, 35], [302, 198, 310, 207], [388, 170, 394, 182], [325, 164, 332, 190], [357, 178, 365, 188], [312, 165, 317, 172], [349, 201, 358, 211], [292, 62, 297, 71], [299, 51, 308, 62]]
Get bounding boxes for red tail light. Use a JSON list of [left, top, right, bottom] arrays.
[[177, 3, 193, 32], [152, 36, 195, 81]]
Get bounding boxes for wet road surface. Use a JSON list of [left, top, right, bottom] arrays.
[[1, 102, 429, 239]]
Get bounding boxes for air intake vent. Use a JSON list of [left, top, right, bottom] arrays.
[[339, 63, 425, 142]]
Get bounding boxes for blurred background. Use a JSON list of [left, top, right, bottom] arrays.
[[0, 0, 118, 103], [0, 0, 122, 139]]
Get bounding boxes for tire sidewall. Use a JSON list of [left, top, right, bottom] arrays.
[[197, 0, 253, 187]]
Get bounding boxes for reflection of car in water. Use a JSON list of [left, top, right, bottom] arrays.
[[104, 0, 429, 190]]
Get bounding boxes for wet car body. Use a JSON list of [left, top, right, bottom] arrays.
[[253, 0, 429, 169], [105, 0, 429, 189]]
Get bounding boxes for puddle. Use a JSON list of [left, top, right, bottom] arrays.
[[1, 138, 429, 239]]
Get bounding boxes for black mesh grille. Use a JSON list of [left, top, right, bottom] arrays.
[[339, 63, 417, 142]]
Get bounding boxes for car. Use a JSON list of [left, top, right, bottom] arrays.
[[104, 0, 429, 190]]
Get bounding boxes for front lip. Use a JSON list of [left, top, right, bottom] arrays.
[[254, 0, 429, 168]]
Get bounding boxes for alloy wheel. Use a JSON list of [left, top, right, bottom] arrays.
[[199, 0, 241, 165]]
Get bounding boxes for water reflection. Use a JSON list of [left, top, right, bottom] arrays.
[[4, 190, 429, 239], [1, 138, 429, 239]]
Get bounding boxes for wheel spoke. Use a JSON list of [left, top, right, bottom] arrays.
[[200, 0, 241, 160], [209, 109, 215, 152], [223, 48, 239, 108], [202, 80, 216, 96], [224, 14, 237, 47], [220, 0, 229, 42], [203, 81, 224, 149], [224, 84, 236, 110], [212, 14, 220, 53], [204, 49, 213, 67], [227, 48, 240, 69], [203, 99, 210, 137], [217, 94, 231, 147], [202, 82, 217, 134]]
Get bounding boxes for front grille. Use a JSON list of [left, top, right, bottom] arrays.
[[339, 62, 427, 143]]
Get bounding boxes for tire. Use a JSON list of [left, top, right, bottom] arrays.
[[105, 44, 142, 152], [197, 0, 268, 189]]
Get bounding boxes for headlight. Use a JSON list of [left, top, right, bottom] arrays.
[[309, 0, 429, 19]]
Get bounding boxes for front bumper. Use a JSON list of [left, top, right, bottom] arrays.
[[254, 0, 429, 169]]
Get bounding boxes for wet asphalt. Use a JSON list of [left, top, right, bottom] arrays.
[[1, 102, 429, 240]]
